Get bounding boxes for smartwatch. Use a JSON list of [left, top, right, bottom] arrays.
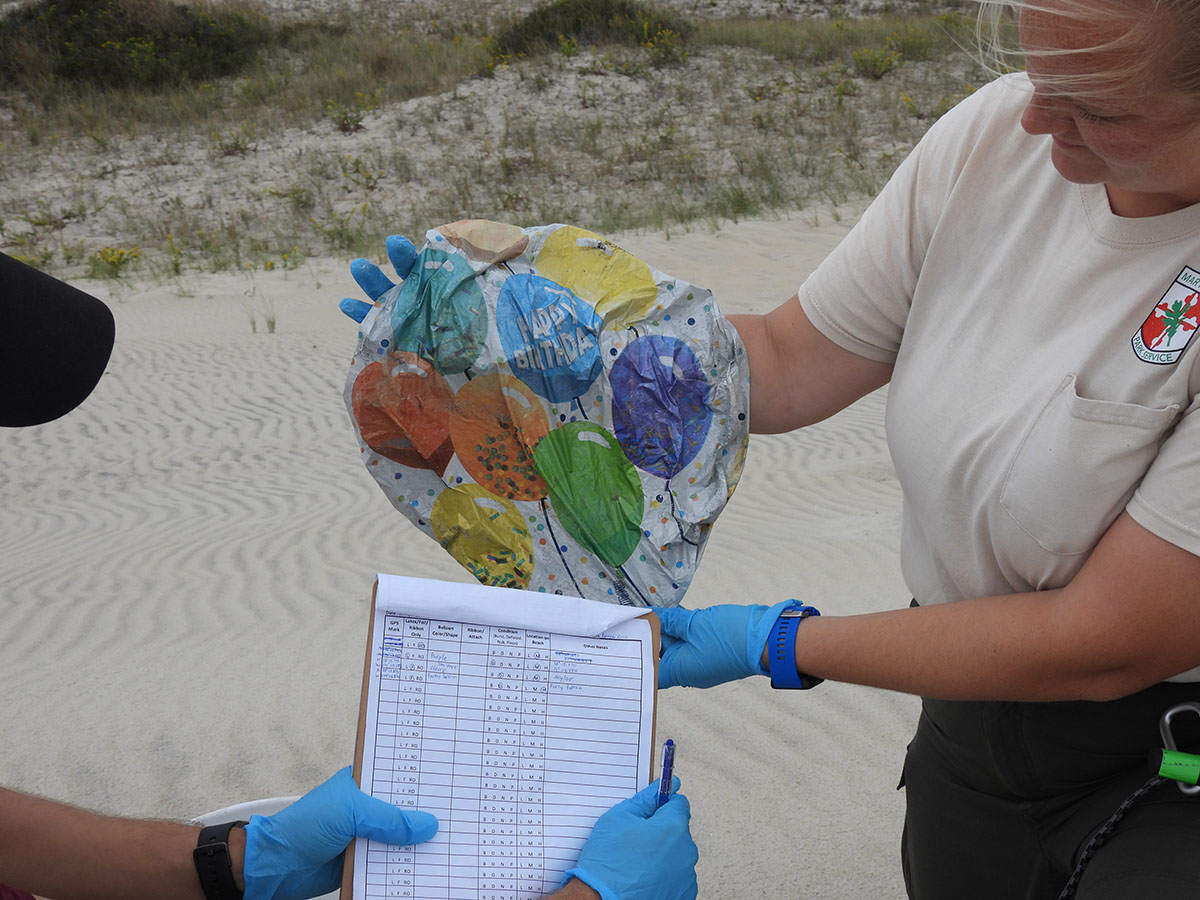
[[193, 820, 247, 900], [767, 604, 823, 690]]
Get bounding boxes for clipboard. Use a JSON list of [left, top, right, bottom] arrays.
[[341, 574, 661, 900]]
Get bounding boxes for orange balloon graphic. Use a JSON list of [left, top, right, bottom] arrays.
[[448, 373, 550, 502], [351, 354, 455, 475]]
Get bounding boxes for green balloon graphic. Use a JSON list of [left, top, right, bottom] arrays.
[[534, 422, 644, 569]]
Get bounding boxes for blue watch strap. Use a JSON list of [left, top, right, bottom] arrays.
[[768, 605, 823, 690]]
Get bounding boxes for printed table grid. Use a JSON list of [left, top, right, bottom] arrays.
[[362, 616, 646, 900]]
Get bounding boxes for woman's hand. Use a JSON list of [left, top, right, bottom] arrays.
[[654, 601, 797, 689]]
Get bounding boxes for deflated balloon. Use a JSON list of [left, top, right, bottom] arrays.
[[345, 220, 752, 607]]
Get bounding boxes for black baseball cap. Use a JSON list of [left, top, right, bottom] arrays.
[[1, 253, 116, 427]]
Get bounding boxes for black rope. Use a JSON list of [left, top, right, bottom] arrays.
[[1055, 775, 1168, 900]]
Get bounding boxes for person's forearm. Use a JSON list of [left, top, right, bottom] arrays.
[[552, 879, 600, 900], [771, 590, 1075, 701], [0, 787, 240, 900], [727, 303, 892, 434], [764, 511, 1200, 703], [769, 588, 1181, 703]]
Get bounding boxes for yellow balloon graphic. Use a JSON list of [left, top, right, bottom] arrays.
[[430, 484, 535, 589], [536, 226, 658, 329]]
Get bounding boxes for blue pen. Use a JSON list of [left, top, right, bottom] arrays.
[[657, 739, 676, 808]]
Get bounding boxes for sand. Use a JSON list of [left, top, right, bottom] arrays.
[[1, 203, 921, 898]]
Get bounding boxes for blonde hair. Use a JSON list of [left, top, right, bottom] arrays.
[[974, 0, 1200, 104]]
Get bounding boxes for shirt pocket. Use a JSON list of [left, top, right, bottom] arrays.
[[999, 373, 1179, 556]]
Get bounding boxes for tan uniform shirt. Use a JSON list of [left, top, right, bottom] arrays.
[[799, 74, 1200, 679]]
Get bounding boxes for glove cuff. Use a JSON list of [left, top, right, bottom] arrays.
[[241, 816, 286, 900], [750, 600, 804, 676], [563, 868, 623, 900]]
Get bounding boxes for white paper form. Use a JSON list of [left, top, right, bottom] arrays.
[[352, 575, 656, 900]]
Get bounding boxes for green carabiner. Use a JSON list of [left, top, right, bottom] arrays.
[[1152, 701, 1200, 795]]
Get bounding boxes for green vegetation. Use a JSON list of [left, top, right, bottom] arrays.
[[490, 0, 690, 59], [0, 0, 984, 281], [0, 0, 273, 89], [691, 9, 973, 64], [85, 244, 140, 277]]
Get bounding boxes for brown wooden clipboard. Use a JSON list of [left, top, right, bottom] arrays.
[[339, 579, 661, 899]]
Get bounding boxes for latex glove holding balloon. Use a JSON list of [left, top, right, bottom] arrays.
[[339, 234, 419, 323], [341, 220, 751, 607]]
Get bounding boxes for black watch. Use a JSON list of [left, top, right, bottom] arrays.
[[193, 820, 247, 900]]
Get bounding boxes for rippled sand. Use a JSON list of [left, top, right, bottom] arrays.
[[2, 204, 921, 898]]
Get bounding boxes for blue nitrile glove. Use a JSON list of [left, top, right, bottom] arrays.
[[242, 766, 438, 900], [654, 600, 798, 689], [564, 777, 698, 900], [338, 234, 419, 322]]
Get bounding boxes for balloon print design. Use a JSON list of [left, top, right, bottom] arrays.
[[610, 335, 713, 479], [345, 219, 752, 607], [351, 355, 455, 475], [495, 273, 603, 404], [535, 225, 658, 329], [533, 422, 643, 569], [430, 484, 534, 589], [389, 248, 487, 374], [448, 373, 550, 503]]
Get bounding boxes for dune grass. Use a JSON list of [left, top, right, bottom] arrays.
[[0, 0, 985, 281]]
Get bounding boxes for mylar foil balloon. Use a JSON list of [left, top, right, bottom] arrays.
[[345, 220, 750, 607]]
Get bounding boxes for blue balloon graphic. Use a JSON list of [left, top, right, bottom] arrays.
[[610, 335, 713, 479], [389, 248, 487, 374], [496, 273, 603, 403]]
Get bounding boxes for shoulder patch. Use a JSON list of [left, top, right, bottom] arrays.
[[1132, 266, 1200, 365]]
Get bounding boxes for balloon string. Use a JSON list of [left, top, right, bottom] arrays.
[[541, 499, 584, 597], [666, 479, 699, 547]]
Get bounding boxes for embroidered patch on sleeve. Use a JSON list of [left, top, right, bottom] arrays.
[[1133, 266, 1200, 365]]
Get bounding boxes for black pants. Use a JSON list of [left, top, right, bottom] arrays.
[[900, 684, 1200, 899]]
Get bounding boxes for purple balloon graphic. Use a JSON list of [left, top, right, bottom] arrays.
[[610, 335, 712, 479]]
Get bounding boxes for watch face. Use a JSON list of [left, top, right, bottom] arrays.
[[781, 608, 808, 618]]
